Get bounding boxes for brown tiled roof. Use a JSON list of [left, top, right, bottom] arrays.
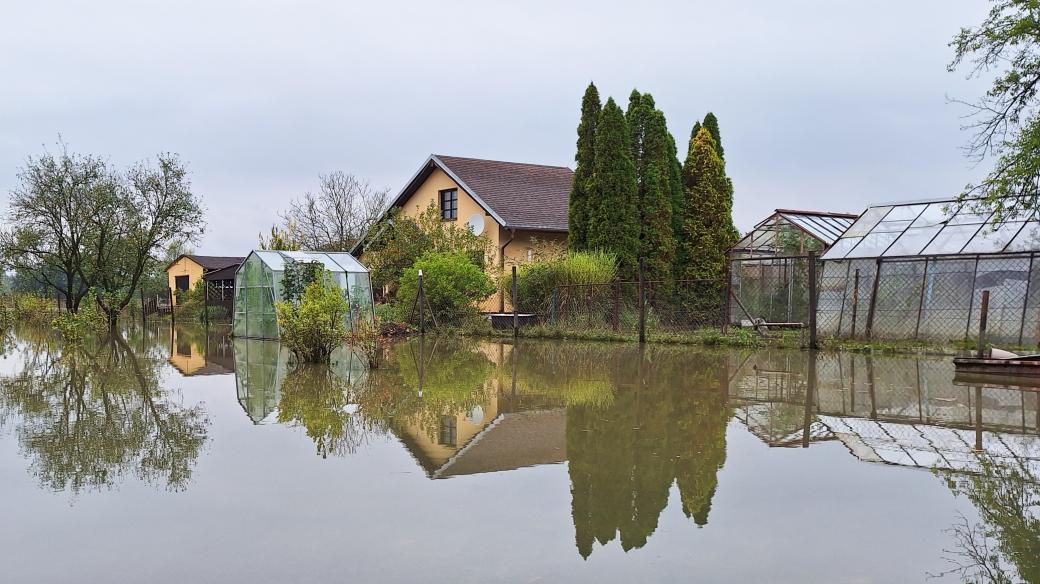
[[186, 255, 244, 270], [433, 155, 573, 232], [202, 264, 240, 281]]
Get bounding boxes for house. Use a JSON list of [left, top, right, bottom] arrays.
[[165, 255, 244, 305], [356, 154, 573, 311]]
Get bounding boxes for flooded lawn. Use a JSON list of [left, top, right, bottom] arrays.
[[1, 323, 1038, 583]]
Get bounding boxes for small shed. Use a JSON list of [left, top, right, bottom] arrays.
[[232, 250, 375, 340]]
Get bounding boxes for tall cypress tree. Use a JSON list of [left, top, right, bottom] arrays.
[[689, 120, 702, 142], [677, 127, 734, 282], [701, 112, 724, 160], [568, 83, 601, 250], [587, 98, 639, 278], [624, 91, 676, 281], [638, 109, 677, 280], [700, 112, 737, 244]]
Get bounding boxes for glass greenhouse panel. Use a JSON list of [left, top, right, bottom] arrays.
[[821, 237, 862, 260], [883, 226, 942, 257], [232, 250, 375, 340], [843, 206, 892, 238], [961, 222, 1026, 254], [1006, 222, 1040, 253], [844, 232, 900, 258], [921, 224, 984, 255], [911, 203, 953, 228]]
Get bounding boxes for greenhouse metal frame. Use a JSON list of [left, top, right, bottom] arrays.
[[233, 250, 375, 340], [817, 198, 1040, 344]]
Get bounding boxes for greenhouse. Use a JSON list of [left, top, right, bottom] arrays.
[[728, 210, 857, 325], [817, 198, 1040, 344], [233, 250, 375, 340]]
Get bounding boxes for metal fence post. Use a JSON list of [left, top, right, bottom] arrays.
[[418, 270, 425, 336], [914, 258, 929, 340], [807, 252, 819, 349], [638, 260, 646, 343], [169, 288, 176, 325], [864, 258, 882, 339], [977, 290, 990, 358], [612, 280, 620, 332], [723, 260, 733, 333], [512, 265, 518, 338], [850, 269, 860, 339], [550, 287, 558, 325]]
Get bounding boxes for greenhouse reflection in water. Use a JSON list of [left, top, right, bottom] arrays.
[[0, 323, 1037, 582]]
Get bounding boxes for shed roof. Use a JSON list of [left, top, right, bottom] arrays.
[[202, 264, 239, 281], [166, 254, 244, 272], [821, 198, 1040, 260]]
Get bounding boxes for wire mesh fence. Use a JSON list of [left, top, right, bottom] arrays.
[[541, 279, 726, 335], [400, 250, 1040, 346], [816, 253, 1040, 345]]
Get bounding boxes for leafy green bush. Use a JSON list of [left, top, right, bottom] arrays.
[[397, 251, 495, 324], [53, 294, 106, 342], [507, 250, 617, 312], [13, 294, 56, 326], [275, 271, 349, 363], [364, 204, 492, 296]]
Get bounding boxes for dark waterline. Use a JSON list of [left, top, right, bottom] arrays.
[[1, 322, 1037, 583]]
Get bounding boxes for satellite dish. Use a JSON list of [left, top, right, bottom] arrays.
[[466, 213, 486, 236]]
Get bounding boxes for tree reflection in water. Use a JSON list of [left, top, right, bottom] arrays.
[[0, 331, 208, 495], [277, 365, 375, 458], [565, 346, 732, 558], [935, 458, 1040, 583]]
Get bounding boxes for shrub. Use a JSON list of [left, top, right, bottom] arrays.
[[507, 250, 617, 312], [275, 271, 349, 363], [53, 294, 106, 343], [12, 294, 55, 326], [396, 251, 495, 324], [364, 204, 492, 296]]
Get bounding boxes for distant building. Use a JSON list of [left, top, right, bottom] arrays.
[[355, 154, 573, 311], [165, 254, 244, 305]]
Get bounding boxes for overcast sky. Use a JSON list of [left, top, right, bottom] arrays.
[[0, 1, 994, 254]]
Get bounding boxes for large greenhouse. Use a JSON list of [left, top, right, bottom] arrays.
[[817, 198, 1040, 344], [233, 250, 375, 340]]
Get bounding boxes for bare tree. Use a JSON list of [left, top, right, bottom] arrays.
[[278, 171, 388, 251]]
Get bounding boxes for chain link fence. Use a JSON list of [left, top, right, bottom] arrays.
[[540, 279, 726, 335], [401, 251, 1040, 346], [816, 254, 1039, 345]]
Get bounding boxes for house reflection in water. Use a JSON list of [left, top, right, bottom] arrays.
[[168, 324, 235, 376], [389, 340, 569, 479]]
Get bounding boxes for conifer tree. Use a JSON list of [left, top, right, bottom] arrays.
[[702, 112, 724, 160], [568, 83, 601, 250], [625, 92, 676, 281], [638, 109, 677, 280], [587, 98, 639, 278], [677, 127, 735, 282], [690, 120, 701, 142]]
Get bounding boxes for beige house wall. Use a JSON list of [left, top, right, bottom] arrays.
[[166, 257, 205, 306], [392, 168, 568, 312]]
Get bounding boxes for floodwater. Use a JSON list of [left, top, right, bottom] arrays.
[[1, 323, 1038, 583]]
